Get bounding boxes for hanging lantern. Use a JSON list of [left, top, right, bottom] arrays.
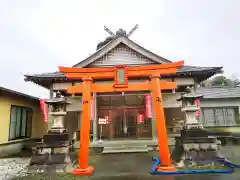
[[196, 110, 200, 117], [105, 115, 110, 124], [137, 114, 144, 124], [195, 98, 200, 117]]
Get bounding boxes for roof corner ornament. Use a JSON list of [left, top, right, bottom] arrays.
[[103, 24, 139, 38]]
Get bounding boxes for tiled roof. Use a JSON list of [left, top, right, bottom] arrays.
[[196, 87, 240, 99], [178, 66, 222, 73], [24, 66, 222, 79], [25, 72, 65, 78], [0, 86, 39, 101]]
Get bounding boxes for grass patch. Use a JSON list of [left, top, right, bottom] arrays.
[[177, 164, 229, 170], [226, 157, 240, 164], [10, 173, 90, 180]]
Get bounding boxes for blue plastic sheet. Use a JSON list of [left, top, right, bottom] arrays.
[[151, 157, 235, 175]]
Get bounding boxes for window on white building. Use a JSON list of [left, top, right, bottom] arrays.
[[201, 107, 238, 127]]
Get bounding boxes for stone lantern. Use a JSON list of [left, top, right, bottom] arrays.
[[45, 91, 70, 134], [28, 92, 72, 173], [171, 87, 222, 168], [177, 86, 203, 129]]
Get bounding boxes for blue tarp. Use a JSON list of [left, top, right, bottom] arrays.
[[151, 157, 238, 175]]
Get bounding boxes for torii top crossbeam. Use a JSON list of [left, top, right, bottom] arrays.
[[59, 60, 184, 79], [58, 61, 184, 94]]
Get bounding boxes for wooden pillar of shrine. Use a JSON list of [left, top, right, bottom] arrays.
[[151, 92, 157, 143], [72, 78, 94, 175], [150, 73, 176, 171]]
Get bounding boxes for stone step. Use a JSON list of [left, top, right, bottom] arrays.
[[102, 146, 152, 154], [103, 145, 148, 149]]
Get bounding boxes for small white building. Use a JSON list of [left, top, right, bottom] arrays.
[[197, 87, 240, 127]]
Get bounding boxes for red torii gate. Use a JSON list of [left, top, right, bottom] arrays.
[[59, 60, 184, 175]]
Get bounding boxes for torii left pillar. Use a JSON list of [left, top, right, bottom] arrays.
[[72, 77, 94, 176]]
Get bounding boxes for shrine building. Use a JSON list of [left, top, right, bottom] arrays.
[[24, 28, 222, 145]]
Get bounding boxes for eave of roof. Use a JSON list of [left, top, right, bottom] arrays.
[[24, 66, 223, 81], [0, 86, 39, 101], [196, 87, 240, 99]]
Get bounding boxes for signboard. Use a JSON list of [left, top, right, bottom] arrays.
[[40, 99, 48, 123], [114, 65, 128, 87], [145, 94, 153, 118], [137, 114, 144, 124], [98, 118, 107, 125]]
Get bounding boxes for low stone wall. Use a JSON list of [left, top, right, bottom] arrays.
[[0, 139, 39, 158], [0, 143, 24, 158]]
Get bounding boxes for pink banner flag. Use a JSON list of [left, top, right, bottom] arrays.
[[145, 94, 153, 118], [40, 99, 48, 123], [90, 97, 94, 120]]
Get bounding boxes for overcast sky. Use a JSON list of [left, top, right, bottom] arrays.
[[0, 0, 239, 98]]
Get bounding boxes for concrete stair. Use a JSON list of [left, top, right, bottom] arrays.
[[102, 145, 152, 154]]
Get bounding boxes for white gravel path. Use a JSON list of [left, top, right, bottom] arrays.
[[0, 158, 29, 180]]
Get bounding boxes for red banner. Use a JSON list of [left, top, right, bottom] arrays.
[[145, 94, 153, 118], [137, 114, 144, 124], [90, 97, 94, 121], [195, 98, 200, 117], [195, 98, 200, 106], [40, 99, 48, 123]]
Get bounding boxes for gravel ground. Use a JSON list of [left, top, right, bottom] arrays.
[[0, 157, 29, 180], [1, 145, 240, 180]]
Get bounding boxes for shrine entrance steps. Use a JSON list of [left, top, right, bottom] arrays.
[[102, 145, 152, 153], [93, 139, 154, 154], [74, 138, 175, 153]]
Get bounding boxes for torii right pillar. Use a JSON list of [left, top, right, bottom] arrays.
[[150, 73, 176, 172]]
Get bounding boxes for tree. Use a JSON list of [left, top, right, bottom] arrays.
[[210, 76, 234, 87], [200, 75, 240, 88]]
